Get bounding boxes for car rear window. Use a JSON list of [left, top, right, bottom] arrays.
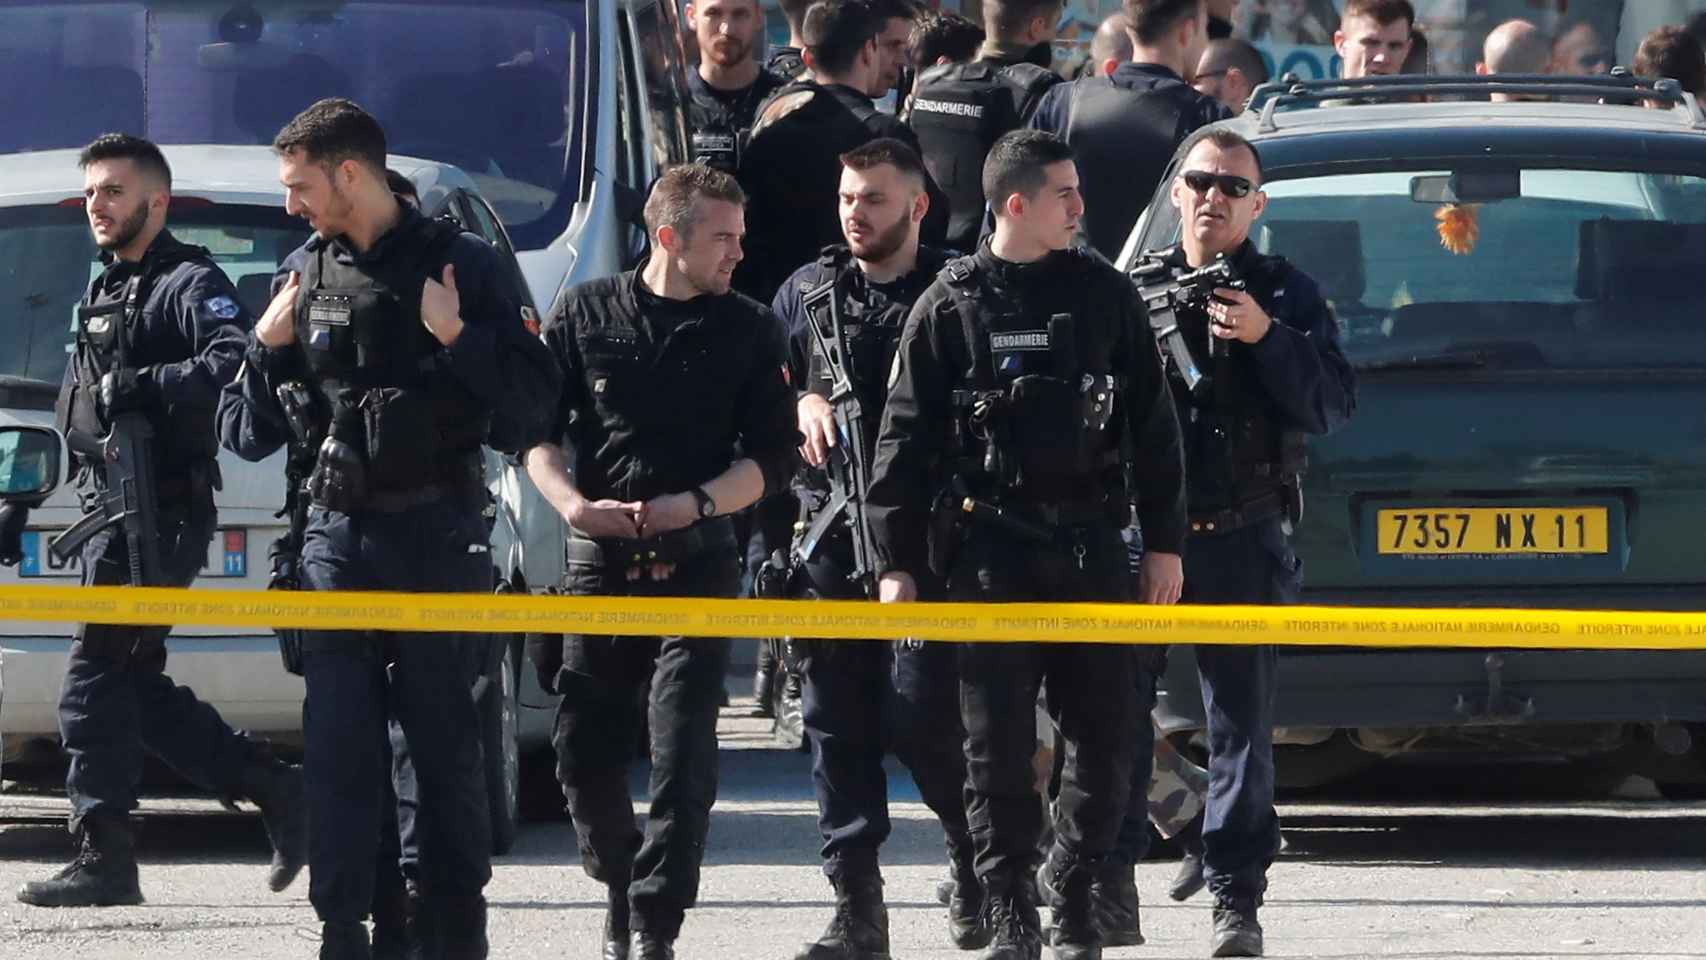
[[1248, 168, 1706, 371], [0, 203, 308, 390]]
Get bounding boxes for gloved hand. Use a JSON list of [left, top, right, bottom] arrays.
[[98, 367, 154, 417], [526, 632, 564, 695], [0, 503, 29, 567]]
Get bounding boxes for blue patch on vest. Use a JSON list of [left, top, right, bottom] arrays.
[[205, 295, 240, 320]]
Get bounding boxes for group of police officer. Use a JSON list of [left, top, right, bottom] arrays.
[[0, 0, 1356, 959]]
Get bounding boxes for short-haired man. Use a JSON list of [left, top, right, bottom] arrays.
[[1634, 25, 1706, 98], [525, 164, 797, 960], [1333, 0, 1414, 79], [868, 129, 1187, 960], [686, 0, 787, 172], [738, 0, 942, 303], [772, 138, 981, 960], [1474, 19, 1551, 100], [907, 0, 1067, 252], [769, 0, 816, 80], [1135, 128, 1354, 957], [220, 98, 560, 958], [1193, 37, 1269, 113], [1551, 19, 1612, 76], [1028, 0, 1228, 258], [1086, 12, 1133, 77], [12, 135, 304, 911], [910, 10, 986, 74]]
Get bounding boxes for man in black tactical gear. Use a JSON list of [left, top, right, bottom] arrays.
[[1134, 128, 1354, 957], [737, 0, 945, 304], [907, 0, 1065, 253], [770, 138, 980, 960], [767, 0, 815, 81], [10, 134, 305, 911], [1027, 0, 1228, 258], [525, 164, 797, 960], [220, 98, 560, 960], [868, 130, 1188, 960], [687, 0, 787, 172]]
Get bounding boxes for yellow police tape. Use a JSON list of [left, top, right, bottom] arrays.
[[1, 584, 1704, 649]]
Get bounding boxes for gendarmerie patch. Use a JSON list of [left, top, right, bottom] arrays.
[[989, 329, 1050, 352]]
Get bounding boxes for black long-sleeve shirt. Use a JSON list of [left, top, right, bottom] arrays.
[[867, 246, 1187, 578], [539, 269, 799, 502]]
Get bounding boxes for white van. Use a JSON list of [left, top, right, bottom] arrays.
[[0, 0, 694, 850]]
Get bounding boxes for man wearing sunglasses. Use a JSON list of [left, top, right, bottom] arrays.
[[1137, 128, 1355, 957]]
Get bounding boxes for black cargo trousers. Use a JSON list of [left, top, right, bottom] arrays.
[[948, 521, 1157, 883], [543, 519, 741, 941]]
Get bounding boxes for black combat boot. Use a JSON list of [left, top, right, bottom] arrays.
[[1210, 895, 1264, 958], [773, 668, 806, 750], [603, 882, 631, 960], [1088, 859, 1142, 947], [946, 848, 990, 950], [980, 870, 1043, 960], [319, 920, 371, 960], [630, 931, 676, 960], [751, 642, 779, 718], [1036, 849, 1103, 960], [16, 812, 144, 907], [1169, 811, 1206, 902], [404, 889, 442, 960], [438, 895, 489, 960], [233, 752, 307, 892], [794, 871, 891, 960], [369, 875, 410, 960]]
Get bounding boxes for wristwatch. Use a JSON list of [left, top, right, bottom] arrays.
[[691, 485, 717, 519]]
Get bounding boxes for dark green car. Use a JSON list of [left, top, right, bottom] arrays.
[[1120, 74, 1706, 793]]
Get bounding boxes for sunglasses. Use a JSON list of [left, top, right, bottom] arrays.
[[1182, 170, 1254, 198]]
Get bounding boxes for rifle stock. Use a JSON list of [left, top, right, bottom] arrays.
[[48, 417, 161, 585]]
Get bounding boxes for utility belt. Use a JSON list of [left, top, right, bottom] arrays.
[[1187, 485, 1299, 536], [82, 457, 218, 503], [307, 441, 484, 514], [929, 479, 1124, 575], [567, 515, 737, 571]]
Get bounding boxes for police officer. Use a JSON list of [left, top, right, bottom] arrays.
[[771, 139, 979, 960], [907, 0, 1065, 253], [220, 98, 559, 959], [767, 0, 815, 81], [1137, 128, 1354, 957], [1027, 0, 1227, 258], [686, 0, 787, 173], [8, 134, 305, 910], [524, 164, 797, 960], [737, 0, 944, 304], [868, 129, 1187, 960]]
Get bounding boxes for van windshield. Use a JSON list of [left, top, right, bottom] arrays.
[[0, 0, 587, 251]]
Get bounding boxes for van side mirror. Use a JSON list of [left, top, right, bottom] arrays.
[[0, 425, 64, 500]]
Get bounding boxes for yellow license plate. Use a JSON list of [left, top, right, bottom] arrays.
[[1376, 507, 1609, 556]]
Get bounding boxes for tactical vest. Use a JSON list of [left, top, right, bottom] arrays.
[[909, 60, 1060, 254], [936, 256, 1123, 504], [1157, 250, 1306, 514], [56, 243, 217, 476], [688, 73, 783, 174], [797, 246, 947, 463], [292, 217, 487, 494], [765, 47, 807, 84], [1063, 78, 1188, 258]]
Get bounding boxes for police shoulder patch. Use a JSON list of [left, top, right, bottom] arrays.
[[205, 295, 241, 320], [752, 89, 817, 135]]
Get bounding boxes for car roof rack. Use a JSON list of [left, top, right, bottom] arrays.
[[1248, 70, 1706, 134]]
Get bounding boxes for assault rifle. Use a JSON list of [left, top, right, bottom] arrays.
[[1130, 253, 1243, 400]]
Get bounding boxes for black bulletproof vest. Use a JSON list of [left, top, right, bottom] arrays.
[[57, 243, 215, 473], [937, 256, 1121, 503], [909, 60, 1059, 254], [765, 47, 807, 83], [1162, 253, 1302, 511], [292, 218, 487, 492], [1064, 79, 1187, 258], [688, 71, 784, 173]]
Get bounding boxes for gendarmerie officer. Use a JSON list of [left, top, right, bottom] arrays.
[[737, 0, 945, 303], [767, 0, 814, 81], [1134, 128, 1354, 958], [1026, 0, 1226, 258], [686, 0, 787, 172], [868, 129, 1187, 960], [11, 134, 304, 910], [906, 0, 1064, 253], [523, 164, 797, 960], [219, 98, 560, 959], [771, 139, 979, 960]]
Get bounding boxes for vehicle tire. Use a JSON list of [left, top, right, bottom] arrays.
[[480, 640, 523, 856]]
